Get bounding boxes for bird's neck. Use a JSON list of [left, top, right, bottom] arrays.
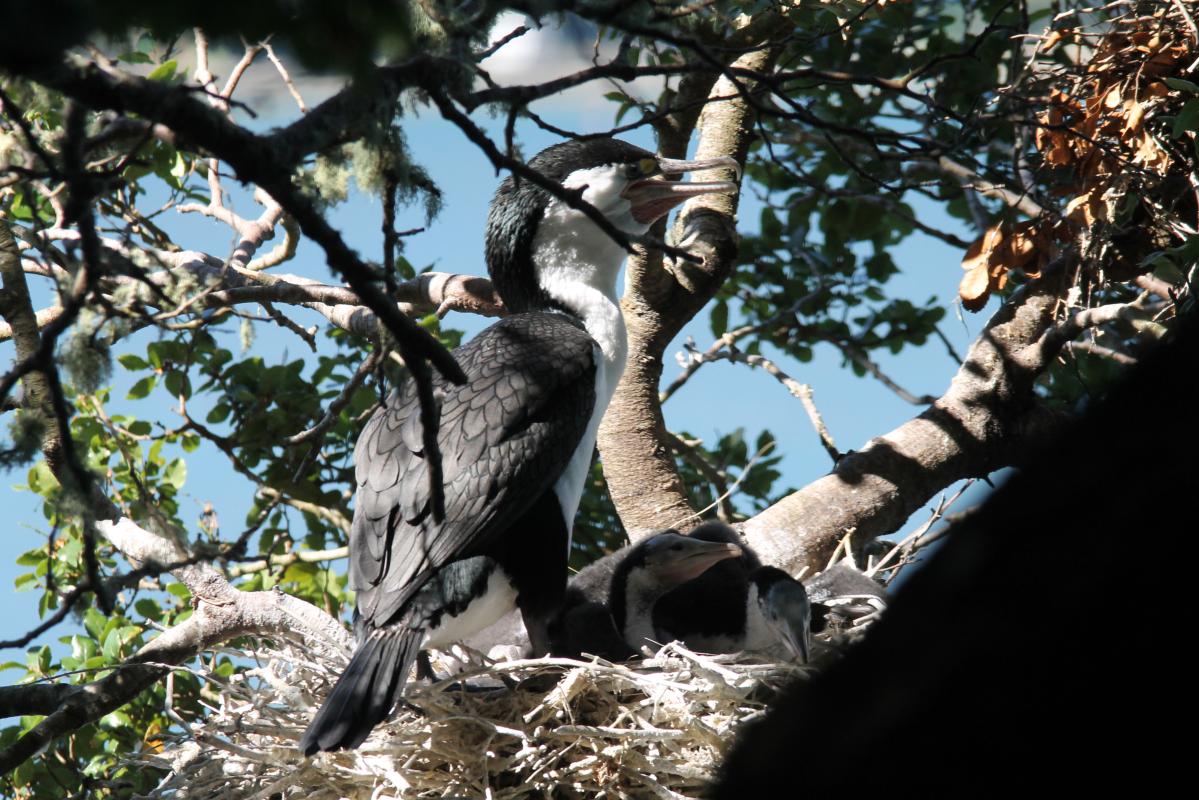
[[532, 215, 630, 381], [619, 571, 668, 652], [742, 584, 774, 649], [539, 268, 627, 373]]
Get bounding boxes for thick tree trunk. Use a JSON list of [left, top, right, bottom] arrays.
[[599, 44, 777, 538]]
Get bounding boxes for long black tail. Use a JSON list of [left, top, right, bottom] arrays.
[[299, 628, 422, 755]]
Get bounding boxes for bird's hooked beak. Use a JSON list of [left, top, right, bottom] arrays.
[[621, 154, 741, 225], [657, 538, 742, 584], [762, 584, 812, 665], [778, 613, 811, 665]]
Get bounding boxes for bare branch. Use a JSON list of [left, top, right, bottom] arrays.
[[936, 156, 1047, 219], [0, 518, 351, 774], [282, 349, 381, 447], [21, 54, 467, 389], [0, 302, 64, 343], [833, 342, 938, 406], [663, 430, 737, 522], [675, 343, 840, 463], [255, 486, 351, 535], [263, 41, 309, 113], [741, 267, 1104, 574], [225, 545, 349, 579], [1066, 340, 1137, 366], [0, 683, 80, 719]]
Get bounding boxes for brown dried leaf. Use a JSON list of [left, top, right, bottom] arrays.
[[1041, 29, 1066, 52], [959, 263, 992, 312], [1132, 131, 1171, 174], [1007, 221, 1040, 267], [1145, 81, 1170, 99], [1124, 99, 1145, 134], [961, 223, 1005, 272], [1065, 189, 1099, 227]]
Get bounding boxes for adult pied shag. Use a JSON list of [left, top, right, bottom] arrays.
[[299, 139, 739, 754]]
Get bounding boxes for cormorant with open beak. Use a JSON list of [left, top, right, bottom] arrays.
[[299, 139, 739, 754]]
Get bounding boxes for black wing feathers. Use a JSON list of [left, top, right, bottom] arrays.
[[349, 313, 596, 628]]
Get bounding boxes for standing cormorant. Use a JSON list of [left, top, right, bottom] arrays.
[[299, 139, 739, 754]]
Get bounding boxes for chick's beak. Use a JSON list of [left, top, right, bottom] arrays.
[[622, 154, 741, 224], [658, 540, 742, 585], [781, 616, 811, 665]]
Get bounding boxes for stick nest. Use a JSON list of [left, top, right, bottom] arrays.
[[137, 639, 816, 799]]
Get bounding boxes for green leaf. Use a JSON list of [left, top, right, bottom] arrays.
[[1173, 99, 1199, 138], [117, 354, 149, 370], [27, 461, 58, 495], [170, 151, 188, 183], [83, 608, 107, 640], [710, 300, 729, 338], [126, 375, 157, 400], [1164, 77, 1199, 94], [59, 537, 82, 566], [147, 59, 178, 82], [614, 101, 634, 126], [134, 599, 161, 621], [164, 371, 191, 399], [100, 709, 132, 730], [163, 458, 187, 489], [102, 628, 121, 662], [760, 208, 783, 240]]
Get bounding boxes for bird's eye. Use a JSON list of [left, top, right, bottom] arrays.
[[623, 159, 658, 179]]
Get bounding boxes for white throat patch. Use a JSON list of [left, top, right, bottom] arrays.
[[533, 164, 648, 539]]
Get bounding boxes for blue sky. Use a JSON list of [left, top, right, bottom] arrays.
[[0, 22, 997, 650]]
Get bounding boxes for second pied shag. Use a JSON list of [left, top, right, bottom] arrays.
[[651, 522, 812, 663]]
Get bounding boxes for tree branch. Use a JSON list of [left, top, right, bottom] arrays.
[[0, 518, 351, 775], [936, 156, 1047, 219], [23, 54, 466, 388], [598, 41, 777, 539], [740, 267, 1106, 575], [833, 341, 938, 406], [0, 683, 80, 719]]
